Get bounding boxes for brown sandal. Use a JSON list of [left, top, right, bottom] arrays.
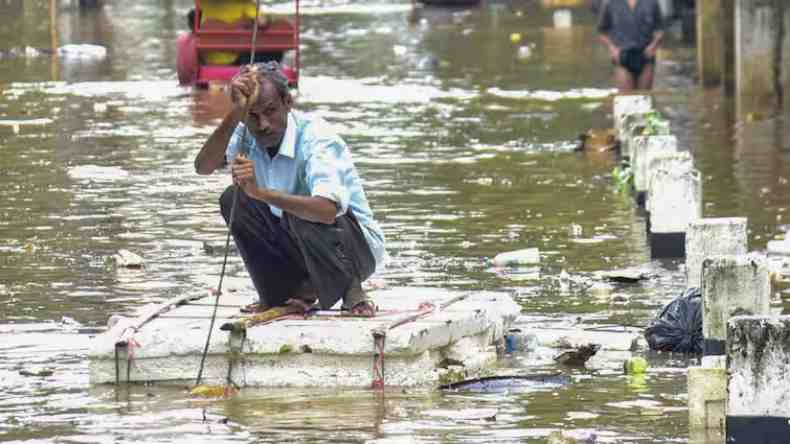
[[348, 300, 377, 318], [284, 296, 317, 315]]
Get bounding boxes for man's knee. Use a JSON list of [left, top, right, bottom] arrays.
[[219, 185, 236, 222]]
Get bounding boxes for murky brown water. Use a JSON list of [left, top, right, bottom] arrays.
[[1, 0, 789, 442]]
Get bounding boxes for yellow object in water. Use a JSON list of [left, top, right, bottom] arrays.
[[624, 357, 648, 375], [510, 33, 522, 44], [190, 384, 237, 398]]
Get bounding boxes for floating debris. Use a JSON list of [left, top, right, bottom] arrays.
[[190, 384, 237, 398], [547, 430, 598, 444], [202, 240, 238, 255], [553, 344, 600, 367], [112, 249, 144, 269], [57, 44, 107, 60], [19, 368, 54, 377], [440, 374, 570, 393], [623, 356, 648, 375], [492, 248, 540, 267], [576, 128, 617, 152], [424, 408, 497, 421], [597, 268, 651, 283]]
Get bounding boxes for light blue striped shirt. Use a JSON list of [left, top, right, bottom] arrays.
[[226, 110, 385, 268]]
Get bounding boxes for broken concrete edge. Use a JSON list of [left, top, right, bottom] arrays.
[[90, 329, 501, 388]]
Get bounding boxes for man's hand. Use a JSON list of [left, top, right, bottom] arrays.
[[230, 73, 260, 114], [608, 45, 620, 63], [231, 154, 258, 196], [644, 45, 658, 58]]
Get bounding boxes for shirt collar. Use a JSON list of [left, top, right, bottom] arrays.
[[277, 112, 296, 159]]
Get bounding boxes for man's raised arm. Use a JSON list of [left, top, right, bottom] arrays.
[[194, 73, 259, 175], [194, 108, 244, 175]]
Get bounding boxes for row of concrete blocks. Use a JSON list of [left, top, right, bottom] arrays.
[[614, 96, 789, 442], [614, 96, 700, 258]]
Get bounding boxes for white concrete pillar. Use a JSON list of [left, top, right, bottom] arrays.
[[647, 164, 701, 258], [644, 151, 692, 210], [701, 254, 770, 355], [633, 135, 678, 195], [688, 366, 727, 430], [735, 0, 783, 118], [620, 114, 648, 160], [686, 218, 748, 289], [727, 315, 790, 442], [613, 95, 653, 137], [647, 164, 701, 230]]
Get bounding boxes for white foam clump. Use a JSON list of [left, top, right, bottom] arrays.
[[57, 44, 107, 60]]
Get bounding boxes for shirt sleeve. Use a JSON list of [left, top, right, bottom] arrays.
[[597, 0, 612, 34], [305, 138, 351, 217]]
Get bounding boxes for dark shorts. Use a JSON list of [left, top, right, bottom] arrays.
[[219, 185, 375, 310], [617, 47, 655, 78]]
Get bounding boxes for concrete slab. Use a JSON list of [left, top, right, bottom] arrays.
[[88, 287, 521, 388]]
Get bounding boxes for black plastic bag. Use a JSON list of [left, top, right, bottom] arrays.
[[643, 287, 703, 354]]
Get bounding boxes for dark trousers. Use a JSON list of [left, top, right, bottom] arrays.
[[219, 186, 375, 310]]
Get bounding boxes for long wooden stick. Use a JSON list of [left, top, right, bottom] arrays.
[[194, 0, 263, 386]]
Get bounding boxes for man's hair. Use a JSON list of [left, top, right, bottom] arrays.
[[238, 62, 291, 102]]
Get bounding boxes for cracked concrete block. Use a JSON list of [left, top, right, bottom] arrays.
[[648, 164, 701, 234], [702, 254, 770, 344], [633, 135, 678, 194], [728, 315, 790, 417], [686, 218, 748, 288], [613, 95, 653, 136]]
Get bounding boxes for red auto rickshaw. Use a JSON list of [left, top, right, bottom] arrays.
[[177, 0, 300, 87]]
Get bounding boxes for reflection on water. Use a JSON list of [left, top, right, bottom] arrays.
[[0, 0, 787, 443]]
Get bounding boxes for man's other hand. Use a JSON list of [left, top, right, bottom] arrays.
[[231, 154, 258, 195]]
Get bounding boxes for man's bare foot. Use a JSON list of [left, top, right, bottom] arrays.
[[240, 301, 270, 314], [349, 300, 377, 318], [284, 297, 316, 314]]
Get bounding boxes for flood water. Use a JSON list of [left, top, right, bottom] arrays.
[[1, 0, 790, 443]]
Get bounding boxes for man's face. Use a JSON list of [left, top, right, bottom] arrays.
[[245, 78, 291, 150]]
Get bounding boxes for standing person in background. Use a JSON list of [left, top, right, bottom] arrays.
[[597, 0, 664, 92]]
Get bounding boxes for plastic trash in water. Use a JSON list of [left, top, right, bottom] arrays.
[[504, 328, 537, 353], [57, 44, 107, 60], [553, 9, 572, 28], [492, 248, 540, 267], [624, 356, 648, 374]]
